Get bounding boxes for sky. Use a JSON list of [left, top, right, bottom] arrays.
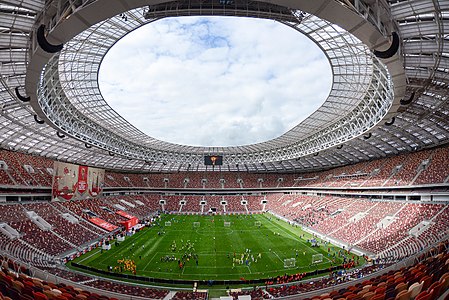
[[98, 16, 332, 147]]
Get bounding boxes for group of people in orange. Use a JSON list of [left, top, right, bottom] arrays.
[[114, 258, 137, 274]]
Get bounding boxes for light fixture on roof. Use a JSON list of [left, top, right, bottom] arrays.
[[385, 117, 395, 126], [34, 115, 45, 124], [36, 24, 64, 53], [400, 91, 416, 106], [119, 13, 128, 21], [15, 87, 30, 102], [373, 32, 399, 59]]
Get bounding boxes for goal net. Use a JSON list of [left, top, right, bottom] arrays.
[[165, 221, 171, 227], [193, 222, 200, 228], [224, 221, 231, 227], [255, 221, 261, 227], [284, 258, 296, 268], [312, 253, 323, 264]]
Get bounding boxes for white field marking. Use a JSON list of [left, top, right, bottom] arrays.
[[140, 238, 165, 271], [78, 249, 101, 263], [143, 251, 162, 272], [164, 227, 270, 233], [194, 228, 234, 236], [153, 250, 281, 257], [272, 251, 284, 263], [263, 216, 332, 263], [129, 259, 333, 278]]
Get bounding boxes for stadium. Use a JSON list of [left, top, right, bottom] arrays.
[[0, 0, 449, 299]]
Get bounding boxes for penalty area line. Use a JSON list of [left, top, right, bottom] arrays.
[[78, 249, 100, 263], [272, 251, 284, 264]]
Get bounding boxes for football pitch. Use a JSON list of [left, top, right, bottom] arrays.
[[70, 213, 363, 281]]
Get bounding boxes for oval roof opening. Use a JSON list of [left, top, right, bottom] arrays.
[[99, 16, 332, 147]]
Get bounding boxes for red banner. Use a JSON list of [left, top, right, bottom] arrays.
[[117, 211, 139, 231], [77, 165, 88, 195], [116, 210, 136, 220], [53, 162, 105, 201], [120, 217, 139, 231], [89, 217, 118, 232], [52, 176, 74, 200], [89, 169, 103, 196]]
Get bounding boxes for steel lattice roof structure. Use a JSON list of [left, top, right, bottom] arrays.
[[0, 0, 448, 173]]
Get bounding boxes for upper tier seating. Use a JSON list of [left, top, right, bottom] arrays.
[[0, 150, 53, 187], [1, 145, 448, 189]]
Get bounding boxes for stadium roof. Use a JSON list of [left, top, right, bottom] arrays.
[[0, 0, 448, 173]]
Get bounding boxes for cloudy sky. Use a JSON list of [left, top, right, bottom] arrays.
[[99, 16, 331, 147]]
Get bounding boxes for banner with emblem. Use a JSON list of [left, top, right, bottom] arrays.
[[52, 161, 104, 200]]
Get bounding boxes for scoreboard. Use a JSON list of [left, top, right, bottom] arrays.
[[204, 155, 223, 166]]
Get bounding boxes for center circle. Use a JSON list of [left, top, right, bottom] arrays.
[[99, 16, 332, 147]]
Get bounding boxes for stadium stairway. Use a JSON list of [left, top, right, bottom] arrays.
[[50, 230, 78, 249], [357, 202, 410, 256], [378, 236, 406, 259], [354, 228, 379, 246], [51, 202, 109, 235], [410, 162, 428, 186], [382, 167, 399, 186], [262, 289, 274, 298], [222, 196, 227, 213], [429, 205, 449, 222], [163, 291, 177, 300], [445, 173, 449, 183], [17, 239, 54, 267], [3, 171, 17, 186], [78, 278, 98, 285]]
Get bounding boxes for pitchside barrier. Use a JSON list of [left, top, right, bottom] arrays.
[[71, 260, 347, 286]]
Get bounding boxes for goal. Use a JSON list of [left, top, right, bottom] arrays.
[[165, 221, 171, 227], [193, 222, 200, 228], [255, 221, 261, 227], [312, 253, 323, 264], [284, 258, 296, 268], [224, 221, 231, 227]]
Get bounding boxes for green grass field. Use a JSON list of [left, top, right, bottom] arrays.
[[70, 213, 363, 282]]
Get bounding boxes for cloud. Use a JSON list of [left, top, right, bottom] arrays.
[[99, 16, 331, 147]]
